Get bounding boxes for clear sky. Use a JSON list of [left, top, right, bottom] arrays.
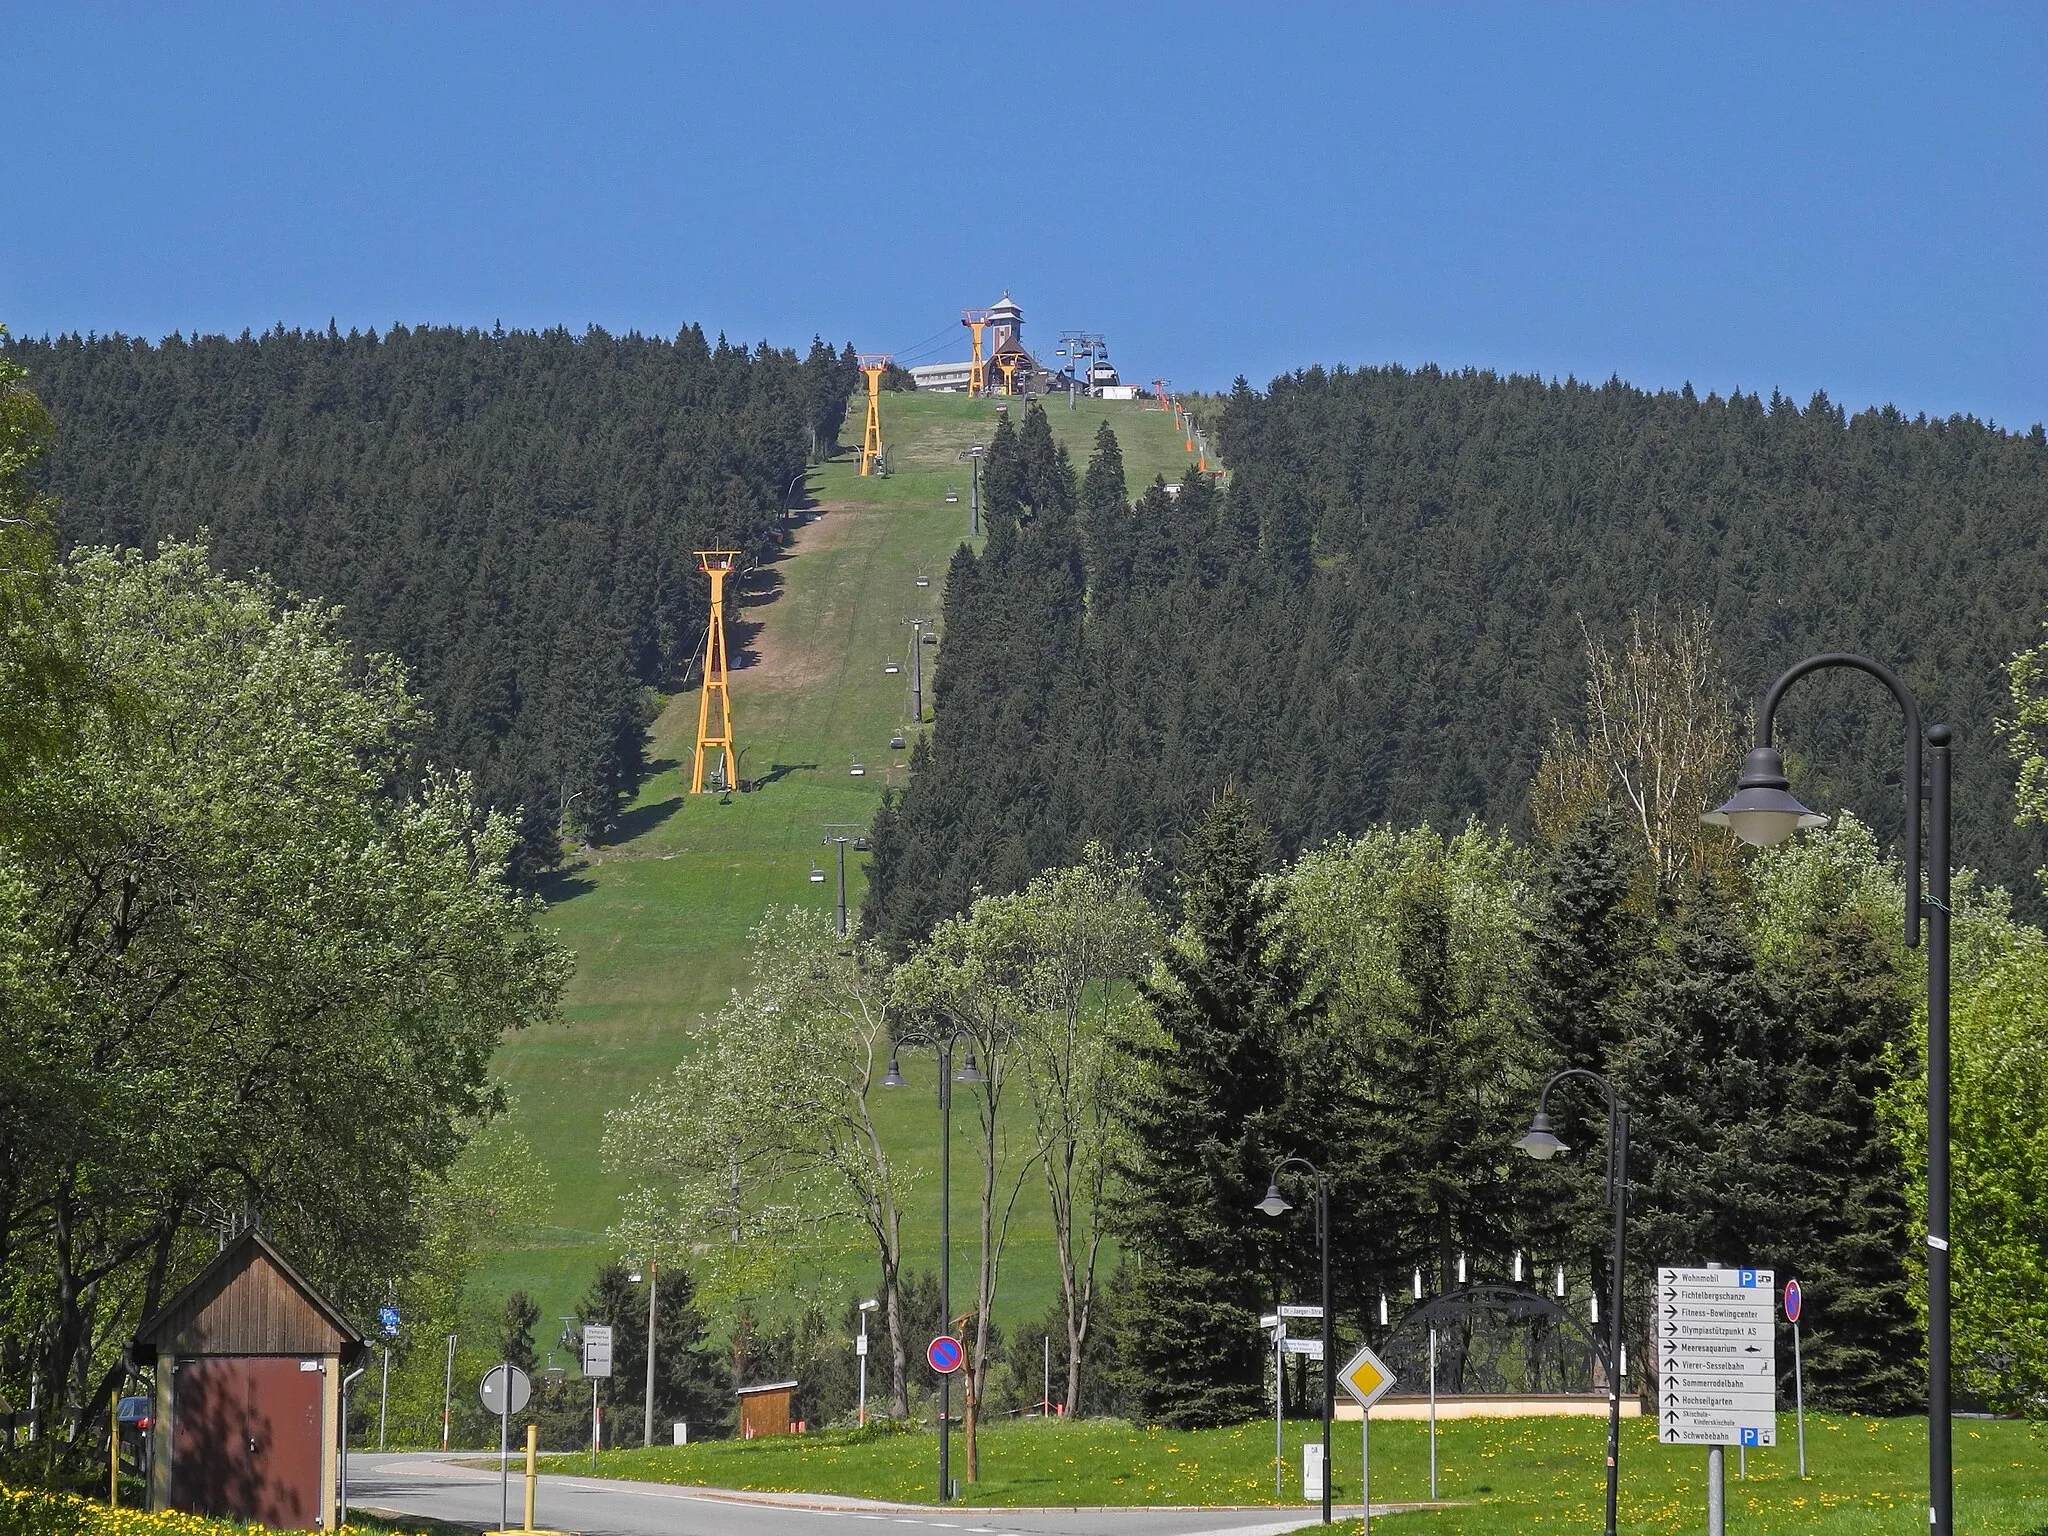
[[6, 3, 2043, 428]]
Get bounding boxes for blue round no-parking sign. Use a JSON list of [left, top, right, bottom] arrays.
[[927, 1335, 963, 1374], [1783, 1278, 1803, 1324]]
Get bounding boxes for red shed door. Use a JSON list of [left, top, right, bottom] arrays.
[[172, 1357, 324, 1528]]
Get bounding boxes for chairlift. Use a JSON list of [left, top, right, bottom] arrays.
[[945, 489, 959, 504], [849, 763, 867, 777], [890, 732, 907, 750], [920, 629, 937, 645], [809, 863, 827, 884], [885, 661, 901, 674], [853, 836, 871, 852]]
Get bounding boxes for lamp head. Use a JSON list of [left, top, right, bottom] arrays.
[[1254, 1180, 1292, 1218], [1702, 746, 1827, 847], [955, 1048, 987, 1085], [882, 1056, 906, 1089], [1515, 1111, 1570, 1162]]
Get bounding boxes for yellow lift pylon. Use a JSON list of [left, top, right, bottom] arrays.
[[857, 354, 890, 476], [690, 550, 740, 794], [960, 309, 990, 396]]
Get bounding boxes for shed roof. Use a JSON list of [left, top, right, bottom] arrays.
[[733, 1380, 800, 1398], [133, 1229, 368, 1365]]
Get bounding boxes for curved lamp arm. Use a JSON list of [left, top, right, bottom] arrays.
[[1755, 653, 1922, 946]]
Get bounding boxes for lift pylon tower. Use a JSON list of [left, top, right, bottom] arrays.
[[690, 551, 741, 794], [857, 354, 889, 476], [961, 310, 991, 396]]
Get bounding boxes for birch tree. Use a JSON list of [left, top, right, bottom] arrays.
[[1008, 847, 1159, 1414], [605, 908, 917, 1415]]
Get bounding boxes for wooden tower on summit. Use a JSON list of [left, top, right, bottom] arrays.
[[857, 354, 889, 476], [690, 551, 740, 794]]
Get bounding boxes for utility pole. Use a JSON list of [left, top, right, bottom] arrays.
[[643, 1256, 658, 1448]]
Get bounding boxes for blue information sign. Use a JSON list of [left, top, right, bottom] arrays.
[[379, 1305, 401, 1336]]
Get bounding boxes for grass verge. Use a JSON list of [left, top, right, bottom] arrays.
[[531, 1412, 2048, 1531]]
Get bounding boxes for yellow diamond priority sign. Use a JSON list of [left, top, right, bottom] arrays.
[[1338, 1343, 1396, 1410]]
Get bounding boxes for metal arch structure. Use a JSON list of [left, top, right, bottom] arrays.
[[1375, 1284, 1615, 1397], [689, 551, 741, 795], [857, 354, 891, 476]]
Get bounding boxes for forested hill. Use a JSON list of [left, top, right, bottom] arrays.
[[8, 324, 859, 871], [865, 370, 2048, 946]]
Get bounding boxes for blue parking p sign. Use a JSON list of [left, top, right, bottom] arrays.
[[379, 1305, 401, 1336]]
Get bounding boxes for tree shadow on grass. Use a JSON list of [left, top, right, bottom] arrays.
[[536, 870, 597, 904], [605, 795, 684, 844], [749, 763, 818, 791]]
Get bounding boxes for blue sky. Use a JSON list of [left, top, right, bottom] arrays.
[[6, 3, 2043, 427]]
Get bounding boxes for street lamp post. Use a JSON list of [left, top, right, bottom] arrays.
[[1702, 652, 1952, 1534], [857, 1299, 879, 1426], [1255, 1158, 1331, 1525], [883, 1033, 985, 1503], [1516, 1069, 1629, 1536]]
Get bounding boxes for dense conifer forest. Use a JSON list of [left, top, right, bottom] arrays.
[[866, 372, 2048, 946], [5, 324, 860, 871]]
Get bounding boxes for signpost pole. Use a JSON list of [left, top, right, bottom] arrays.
[[1794, 1320, 1807, 1477], [1274, 1322, 1283, 1498], [1427, 1328, 1438, 1502], [1361, 1409, 1370, 1536], [443, 1334, 457, 1452], [498, 1366, 511, 1534], [1707, 1446, 1725, 1536], [379, 1348, 391, 1452]]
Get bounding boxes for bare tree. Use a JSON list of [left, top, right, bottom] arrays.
[[1535, 607, 1742, 893]]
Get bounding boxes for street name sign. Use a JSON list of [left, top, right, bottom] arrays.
[[1656, 1266, 1776, 1447], [1279, 1304, 1324, 1319], [1280, 1337, 1324, 1359], [582, 1323, 613, 1378], [1338, 1343, 1397, 1410]]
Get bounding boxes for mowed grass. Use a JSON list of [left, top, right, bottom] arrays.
[[534, 1413, 2048, 1531], [477, 390, 1197, 1330]]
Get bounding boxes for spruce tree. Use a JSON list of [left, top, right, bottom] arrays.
[[577, 1262, 729, 1442], [1116, 791, 1320, 1426], [1770, 908, 1920, 1412]]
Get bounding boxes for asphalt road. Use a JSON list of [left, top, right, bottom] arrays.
[[345, 1452, 1353, 1536]]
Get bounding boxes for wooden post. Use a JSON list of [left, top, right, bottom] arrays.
[[110, 1395, 119, 1507]]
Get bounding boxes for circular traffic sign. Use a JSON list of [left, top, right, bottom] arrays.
[[926, 1335, 963, 1375], [1783, 1278, 1803, 1324], [479, 1363, 531, 1416]]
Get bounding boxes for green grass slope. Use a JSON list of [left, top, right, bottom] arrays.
[[478, 391, 1195, 1333]]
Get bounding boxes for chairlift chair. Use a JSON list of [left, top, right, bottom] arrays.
[[809, 863, 827, 884], [890, 732, 907, 750], [914, 570, 930, 587], [885, 661, 901, 674], [945, 489, 959, 503], [849, 763, 867, 777], [920, 629, 937, 645]]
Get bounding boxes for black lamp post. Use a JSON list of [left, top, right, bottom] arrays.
[[883, 1034, 985, 1504], [1517, 1069, 1628, 1536], [1255, 1157, 1331, 1525], [1702, 652, 1952, 1534]]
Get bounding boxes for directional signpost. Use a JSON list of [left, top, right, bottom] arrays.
[[1655, 1267, 1777, 1446], [1339, 1345, 1397, 1534], [1658, 1267, 1775, 1536], [581, 1324, 612, 1467]]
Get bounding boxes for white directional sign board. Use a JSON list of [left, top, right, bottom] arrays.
[[1656, 1266, 1776, 1447]]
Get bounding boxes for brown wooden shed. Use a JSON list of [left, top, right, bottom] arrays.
[[734, 1380, 799, 1439], [133, 1230, 366, 1531]]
